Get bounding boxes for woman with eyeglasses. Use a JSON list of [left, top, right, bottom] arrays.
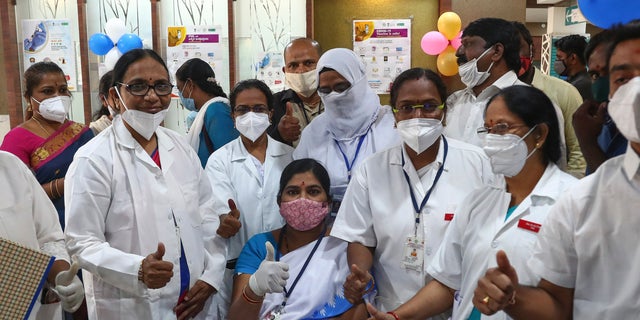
[[204, 79, 293, 319], [366, 85, 577, 320], [64, 49, 226, 319], [331, 68, 495, 318], [175, 58, 239, 167], [293, 48, 401, 224]]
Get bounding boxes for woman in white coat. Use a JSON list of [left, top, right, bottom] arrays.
[[64, 49, 226, 319], [331, 68, 495, 317], [205, 79, 294, 318], [293, 48, 400, 220], [366, 85, 577, 320]]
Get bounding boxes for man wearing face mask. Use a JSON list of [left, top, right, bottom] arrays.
[[572, 30, 627, 174], [444, 18, 528, 147], [471, 22, 640, 319], [554, 34, 593, 101], [268, 38, 324, 147], [512, 22, 586, 176]]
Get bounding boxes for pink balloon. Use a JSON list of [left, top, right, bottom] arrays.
[[421, 31, 448, 55], [450, 31, 463, 50]]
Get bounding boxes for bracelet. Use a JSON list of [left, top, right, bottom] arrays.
[[386, 311, 400, 320], [48, 181, 56, 198], [241, 285, 263, 304], [53, 179, 61, 198], [138, 258, 145, 282], [363, 277, 375, 295]]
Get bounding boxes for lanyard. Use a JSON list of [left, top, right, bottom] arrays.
[[275, 224, 326, 308], [335, 132, 368, 181], [401, 137, 448, 235]]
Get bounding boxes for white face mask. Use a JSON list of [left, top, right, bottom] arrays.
[[235, 111, 270, 142], [609, 76, 640, 143], [482, 126, 537, 177], [285, 69, 317, 98], [32, 96, 71, 123], [114, 87, 167, 140], [458, 46, 495, 88], [396, 117, 443, 154]]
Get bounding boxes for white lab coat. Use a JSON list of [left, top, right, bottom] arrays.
[[0, 151, 69, 320], [331, 139, 496, 313], [204, 135, 292, 318], [427, 163, 577, 319], [64, 116, 226, 319]]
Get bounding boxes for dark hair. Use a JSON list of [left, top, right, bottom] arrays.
[[486, 86, 561, 164], [93, 71, 114, 120], [584, 30, 614, 63], [277, 158, 332, 204], [283, 38, 322, 58], [606, 22, 640, 68], [23, 61, 66, 98], [229, 79, 274, 110], [390, 68, 447, 107], [554, 35, 588, 65], [175, 58, 227, 98], [111, 49, 169, 87], [463, 18, 521, 72], [512, 21, 532, 46]]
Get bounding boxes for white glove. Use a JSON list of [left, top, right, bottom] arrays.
[[53, 261, 84, 313], [248, 242, 289, 297]]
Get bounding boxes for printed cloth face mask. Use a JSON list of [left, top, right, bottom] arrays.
[[280, 197, 329, 231]]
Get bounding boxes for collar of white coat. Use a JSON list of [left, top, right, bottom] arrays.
[[112, 115, 175, 152], [623, 144, 640, 179], [495, 162, 575, 203], [390, 138, 445, 170], [231, 135, 291, 162], [470, 70, 524, 100]]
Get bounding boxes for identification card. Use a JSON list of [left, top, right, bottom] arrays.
[[263, 304, 284, 320], [401, 236, 424, 271]]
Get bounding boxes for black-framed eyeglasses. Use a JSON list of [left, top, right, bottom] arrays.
[[234, 104, 269, 114], [477, 122, 528, 135], [118, 82, 174, 96], [393, 102, 444, 116], [317, 82, 351, 94]]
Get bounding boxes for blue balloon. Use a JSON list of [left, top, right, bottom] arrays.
[[88, 33, 114, 55], [578, 0, 639, 28], [116, 33, 143, 54]]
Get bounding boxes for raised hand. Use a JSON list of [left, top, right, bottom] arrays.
[[277, 102, 301, 142], [343, 264, 373, 303], [217, 199, 242, 238], [248, 242, 289, 297], [473, 250, 519, 315], [140, 242, 174, 289]]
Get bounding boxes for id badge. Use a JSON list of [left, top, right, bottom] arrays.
[[263, 304, 285, 320], [401, 235, 424, 271]]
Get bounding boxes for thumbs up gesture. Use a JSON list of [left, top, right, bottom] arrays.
[[343, 264, 374, 303], [53, 260, 84, 312], [277, 102, 301, 143], [248, 242, 289, 297], [217, 199, 242, 238], [473, 250, 519, 315], [140, 242, 174, 289]]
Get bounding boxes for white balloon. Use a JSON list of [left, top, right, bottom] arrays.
[[104, 18, 127, 44], [104, 47, 122, 71]]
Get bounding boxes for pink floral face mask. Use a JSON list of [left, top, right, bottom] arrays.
[[279, 198, 329, 231]]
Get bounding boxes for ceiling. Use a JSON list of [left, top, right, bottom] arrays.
[[526, 0, 578, 22]]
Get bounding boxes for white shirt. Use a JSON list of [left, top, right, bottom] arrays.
[[330, 138, 496, 312], [64, 116, 226, 319], [0, 151, 69, 320], [293, 106, 400, 203], [445, 71, 568, 170], [529, 145, 640, 319], [428, 163, 576, 320]]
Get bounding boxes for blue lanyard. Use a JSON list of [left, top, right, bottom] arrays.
[[401, 137, 448, 233], [335, 133, 368, 181], [275, 225, 326, 307]]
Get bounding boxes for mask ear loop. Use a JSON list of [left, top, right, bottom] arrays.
[[521, 124, 540, 159]]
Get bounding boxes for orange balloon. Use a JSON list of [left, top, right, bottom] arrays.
[[438, 12, 462, 40], [437, 46, 458, 76]]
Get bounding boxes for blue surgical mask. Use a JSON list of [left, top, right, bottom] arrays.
[[591, 76, 610, 103], [179, 80, 197, 111]]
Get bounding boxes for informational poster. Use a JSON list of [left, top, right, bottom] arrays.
[[167, 25, 225, 95], [22, 19, 78, 91], [353, 19, 411, 94], [255, 52, 285, 93]]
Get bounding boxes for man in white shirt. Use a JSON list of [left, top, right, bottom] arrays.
[[472, 22, 640, 319]]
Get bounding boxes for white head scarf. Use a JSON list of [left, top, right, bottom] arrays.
[[316, 48, 380, 140]]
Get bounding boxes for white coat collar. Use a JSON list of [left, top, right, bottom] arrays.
[[493, 163, 567, 203], [230, 135, 290, 162], [390, 137, 445, 168], [623, 144, 640, 179], [112, 116, 175, 169]]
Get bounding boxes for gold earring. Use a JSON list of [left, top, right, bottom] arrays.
[[27, 103, 32, 112]]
